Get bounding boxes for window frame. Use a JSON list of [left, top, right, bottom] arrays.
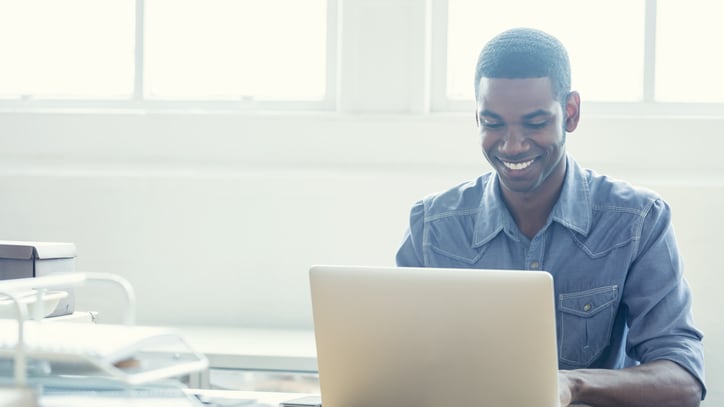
[[431, 0, 724, 117], [0, 0, 338, 112]]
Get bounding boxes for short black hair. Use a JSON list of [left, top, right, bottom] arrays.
[[474, 28, 571, 106]]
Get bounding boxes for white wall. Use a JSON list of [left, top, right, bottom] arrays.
[[1, 112, 722, 328], [1, 112, 722, 400], [0, 0, 721, 401]]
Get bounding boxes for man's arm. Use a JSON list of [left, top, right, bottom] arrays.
[[559, 360, 702, 407], [395, 200, 425, 267], [577, 197, 704, 407]]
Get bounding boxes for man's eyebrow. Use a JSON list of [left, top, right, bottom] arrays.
[[478, 110, 503, 120], [521, 109, 553, 121]]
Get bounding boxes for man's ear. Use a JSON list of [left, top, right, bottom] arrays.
[[565, 91, 581, 132], [474, 109, 480, 128]]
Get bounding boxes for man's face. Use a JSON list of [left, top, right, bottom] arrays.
[[476, 77, 574, 196]]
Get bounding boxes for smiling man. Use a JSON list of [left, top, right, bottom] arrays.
[[396, 28, 705, 406]]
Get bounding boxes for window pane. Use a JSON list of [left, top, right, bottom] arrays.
[[145, 0, 327, 101], [656, 1, 724, 102], [446, 0, 645, 103], [0, 0, 135, 99]]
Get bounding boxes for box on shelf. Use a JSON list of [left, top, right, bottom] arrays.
[[0, 240, 77, 317]]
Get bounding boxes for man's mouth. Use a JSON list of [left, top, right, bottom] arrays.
[[501, 159, 535, 170]]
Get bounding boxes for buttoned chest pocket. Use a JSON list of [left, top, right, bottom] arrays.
[[558, 286, 618, 368]]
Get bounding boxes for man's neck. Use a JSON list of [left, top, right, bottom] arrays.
[[500, 161, 567, 240]]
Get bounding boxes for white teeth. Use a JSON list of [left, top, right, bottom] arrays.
[[503, 159, 534, 170]]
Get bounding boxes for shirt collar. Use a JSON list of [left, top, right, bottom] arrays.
[[472, 173, 518, 247], [472, 155, 592, 248], [550, 156, 592, 236]]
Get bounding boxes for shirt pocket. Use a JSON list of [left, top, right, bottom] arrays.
[[558, 285, 618, 368]]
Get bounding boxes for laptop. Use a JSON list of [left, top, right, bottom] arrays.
[[309, 265, 559, 407]]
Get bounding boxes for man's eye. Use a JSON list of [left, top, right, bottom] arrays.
[[482, 122, 503, 129], [525, 121, 548, 129]]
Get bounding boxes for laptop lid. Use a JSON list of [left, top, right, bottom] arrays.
[[309, 265, 559, 407]]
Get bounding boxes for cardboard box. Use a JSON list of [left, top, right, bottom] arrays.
[[0, 240, 77, 317]]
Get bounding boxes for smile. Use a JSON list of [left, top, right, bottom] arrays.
[[502, 159, 534, 170]]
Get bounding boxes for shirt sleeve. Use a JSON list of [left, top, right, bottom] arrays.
[[623, 198, 706, 397], [395, 200, 425, 267]]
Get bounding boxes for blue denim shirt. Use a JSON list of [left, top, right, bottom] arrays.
[[396, 156, 705, 392]]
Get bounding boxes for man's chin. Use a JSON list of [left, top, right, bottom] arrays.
[[498, 176, 542, 195]]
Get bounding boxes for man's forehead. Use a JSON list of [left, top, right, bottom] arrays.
[[476, 77, 557, 113], [477, 77, 554, 96]]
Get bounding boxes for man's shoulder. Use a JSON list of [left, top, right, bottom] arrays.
[[583, 168, 663, 212], [420, 173, 493, 217]]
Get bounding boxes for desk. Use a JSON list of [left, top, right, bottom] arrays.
[[187, 389, 315, 407], [31, 387, 595, 407], [176, 327, 317, 371], [174, 326, 317, 388], [186, 390, 594, 407], [14, 385, 310, 406], [174, 328, 595, 406]]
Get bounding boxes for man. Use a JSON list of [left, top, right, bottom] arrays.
[[396, 28, 705, 407]]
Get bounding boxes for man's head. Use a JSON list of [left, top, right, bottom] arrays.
[[474, 28, 580, 198], [474, 28, 571, 109]]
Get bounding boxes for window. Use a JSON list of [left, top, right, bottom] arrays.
[[0, 0, 135, 99], [0, 0, 333, 107], [144, 0, 328, 102], [444, 0, 644, 103], [439, 0, 724, 111], [655, 0, 724, 103]]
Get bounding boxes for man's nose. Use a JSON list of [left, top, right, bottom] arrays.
[[498, 127, 529, 155]]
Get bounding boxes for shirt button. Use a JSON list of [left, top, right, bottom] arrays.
[[583, 303, 592, 312], [530, 261, 540, 269]]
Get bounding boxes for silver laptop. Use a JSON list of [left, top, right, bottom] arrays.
[[309, 265, 559, 407]]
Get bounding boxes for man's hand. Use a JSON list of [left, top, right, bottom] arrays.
[[558, 371, 573, 406], [556, 361, 701, 407], [560, 370, 594, 407]]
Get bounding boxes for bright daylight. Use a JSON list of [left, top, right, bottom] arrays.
[[0, 1, 721, 406]]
